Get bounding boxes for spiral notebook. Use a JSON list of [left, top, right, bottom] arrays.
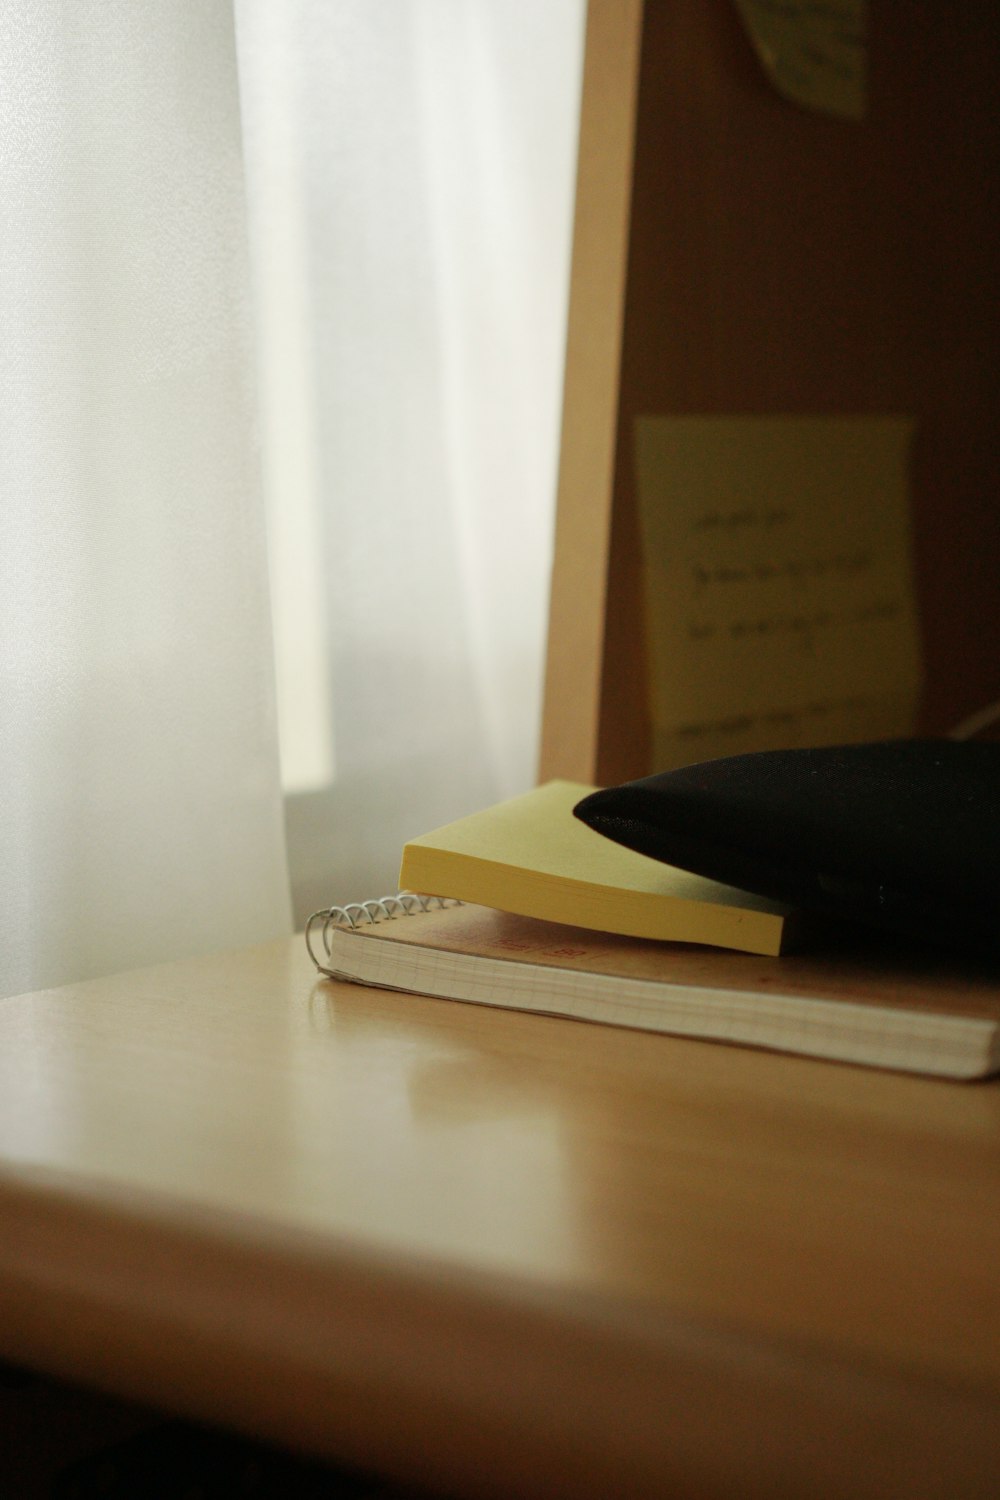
[[306, 897, 1000, 1080]]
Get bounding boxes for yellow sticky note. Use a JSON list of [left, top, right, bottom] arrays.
[[634, 415, 921, 770], [400, 780, 791, 956], [732, 0, 868, 121]]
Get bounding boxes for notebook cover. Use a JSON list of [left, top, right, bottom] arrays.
[[308, 899, 1000, 1078]]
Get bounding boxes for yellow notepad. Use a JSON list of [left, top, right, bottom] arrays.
[[398, 780, 792, 957]]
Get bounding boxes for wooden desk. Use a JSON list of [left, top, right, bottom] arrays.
[[0, 939, 997, 1498]]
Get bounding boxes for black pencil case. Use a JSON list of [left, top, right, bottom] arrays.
[[574, 739, 1000, 951]]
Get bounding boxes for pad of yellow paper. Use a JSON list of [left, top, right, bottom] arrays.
[[399, 780, 792, 957]]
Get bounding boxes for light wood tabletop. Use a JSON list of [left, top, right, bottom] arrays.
[[0, 937, 998, 1498]]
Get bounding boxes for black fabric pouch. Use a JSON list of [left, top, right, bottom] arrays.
[[574, 739, 1000, 951]]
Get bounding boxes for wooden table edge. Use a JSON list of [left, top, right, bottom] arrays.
[[0, 1162, 997, 1500]]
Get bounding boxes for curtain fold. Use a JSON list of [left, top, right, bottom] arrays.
[[237, 0, 585, 922], [0, 0, 292, 999]]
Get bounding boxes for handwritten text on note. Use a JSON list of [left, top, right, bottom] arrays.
[[634, 415, 921, 769]]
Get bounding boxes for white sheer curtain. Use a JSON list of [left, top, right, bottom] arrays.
[[1, 0, 584, 994], [0, 1, 291, 998], [237, 1, 584, 923]]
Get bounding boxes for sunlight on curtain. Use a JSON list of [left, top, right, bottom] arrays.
[[0, 1, 292, 999], [237, 0, 585, 924]]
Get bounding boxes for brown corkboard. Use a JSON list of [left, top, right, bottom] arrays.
[[541, 0, 1000, 786]]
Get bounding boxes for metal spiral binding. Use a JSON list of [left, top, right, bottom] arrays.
[[305, 892, 462, 972]]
